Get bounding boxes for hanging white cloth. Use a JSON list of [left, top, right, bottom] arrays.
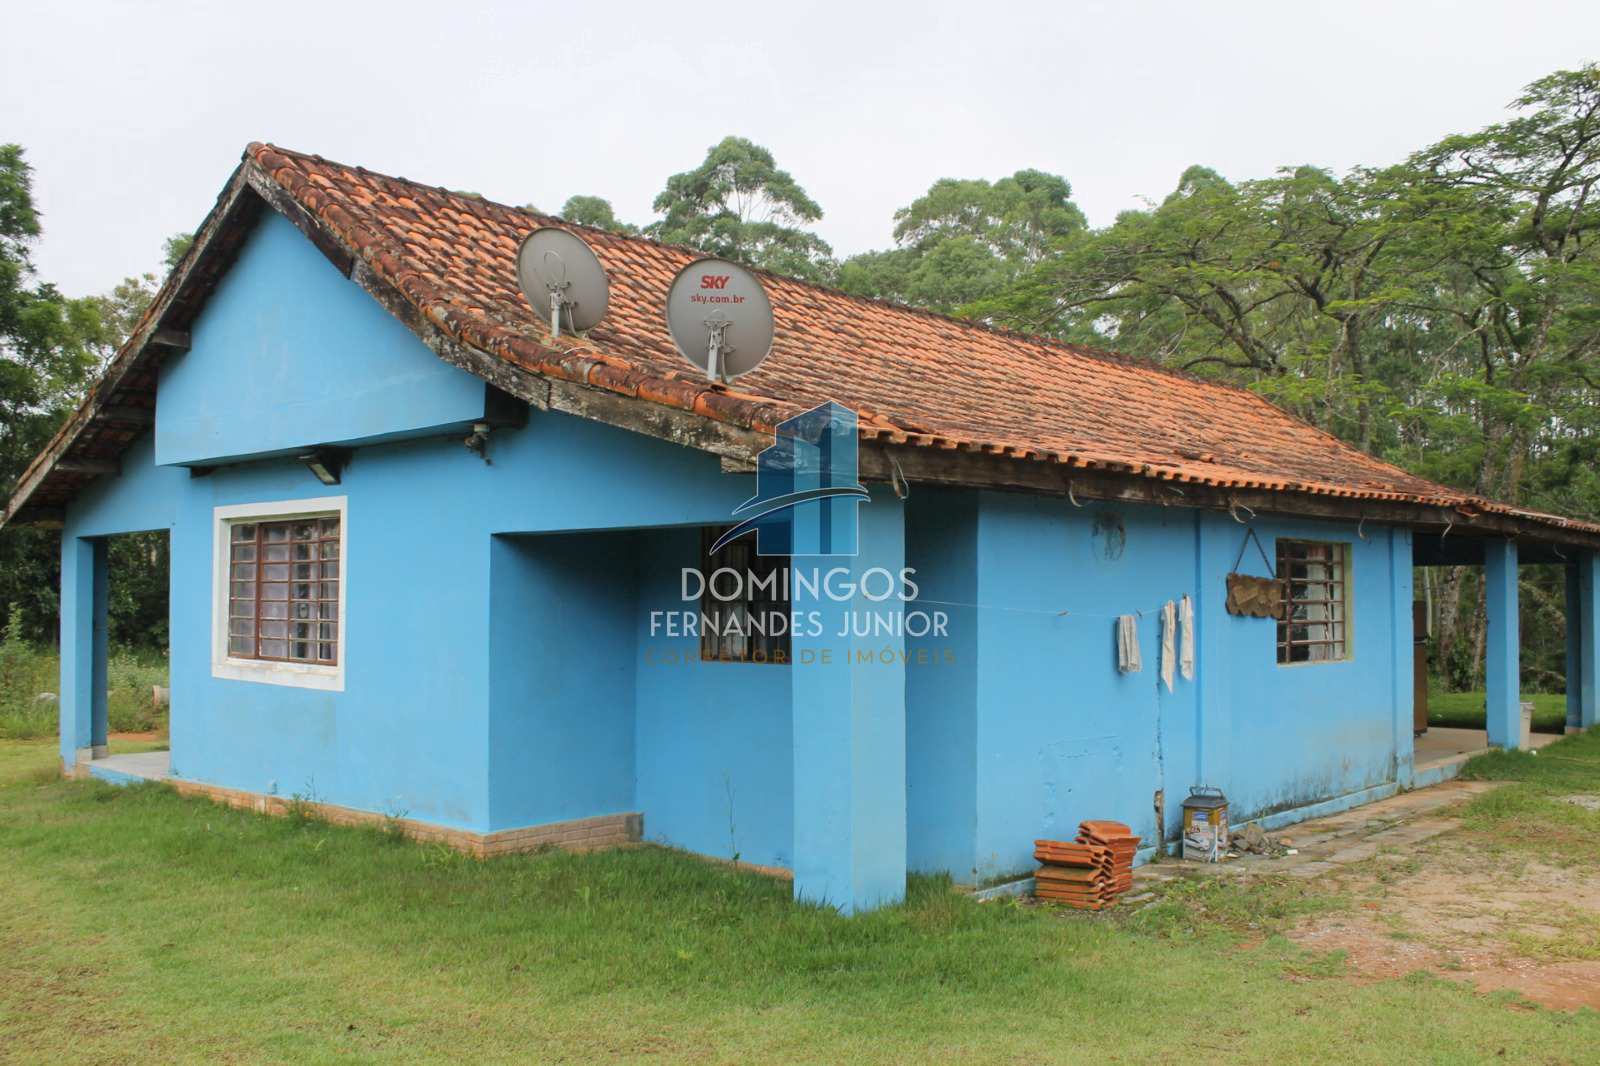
[[1160, 600, 1177, 692], [1116, 614, 1142, 674], [1179, 595, 1195, 681]]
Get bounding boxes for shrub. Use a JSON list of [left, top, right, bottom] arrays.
[[0, 626, 169, 740], [0, 607, 57, 739]]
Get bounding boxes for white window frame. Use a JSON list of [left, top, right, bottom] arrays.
[[212, 496, 347, 691]]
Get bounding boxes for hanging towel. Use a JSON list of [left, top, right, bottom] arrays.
[[1160, 600, 1177, 692], [1179, 595, 1195, 681], [1116, 614, 1142, 674]]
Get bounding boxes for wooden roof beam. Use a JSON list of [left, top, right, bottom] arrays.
[[55, 458, 120, 477]]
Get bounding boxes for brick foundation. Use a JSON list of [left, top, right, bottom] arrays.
[[64, 758, 641, 858]]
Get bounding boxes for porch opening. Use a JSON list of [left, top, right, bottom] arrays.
[[1413, 534, 1586, 772], [64, 529, 171, 779], [487, 523, 794, 871]]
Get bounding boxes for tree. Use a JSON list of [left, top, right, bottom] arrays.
[[0, 144, 112, 641], [1391, 65, 1600, 675], [648, 137, 833, 281], [839, 169, 1087, 313], [89, 229, 193, 361], [558, 195, 637, 235]]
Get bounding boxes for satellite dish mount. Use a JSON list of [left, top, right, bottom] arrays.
[[541, 251, 574, 338], [664, 258, 775, 384], [704, 309, 735, 383], [516, 228, 610, 340]]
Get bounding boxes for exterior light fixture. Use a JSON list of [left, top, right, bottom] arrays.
[[299, 447, 350, 486], [464, 422, 491, 463]]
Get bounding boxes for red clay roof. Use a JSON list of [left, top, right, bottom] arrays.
[[246, 145, 1571, 516], [6, 142, 1598, 540]]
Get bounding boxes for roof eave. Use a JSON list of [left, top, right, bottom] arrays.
[[10, 147, 1600, 553]]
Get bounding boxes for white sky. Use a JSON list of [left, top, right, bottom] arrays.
[[5, 0, 1598, 296]]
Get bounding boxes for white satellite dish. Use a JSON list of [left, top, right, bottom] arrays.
[[664, 258, 775, 383], [516, 228, 610, 339]]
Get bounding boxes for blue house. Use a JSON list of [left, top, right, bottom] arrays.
[[7, 143, 1600, 914]]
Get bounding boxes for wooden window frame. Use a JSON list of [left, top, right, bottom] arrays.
[[699, 527, 791, 666], [212, 497, 346, 691], [227, 517, 341, 665], [1276, 539, 1351, 665]]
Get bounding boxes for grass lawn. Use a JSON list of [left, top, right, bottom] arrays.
[[2, 742, 1598, 1062], [1428, 689, 1567, 733]]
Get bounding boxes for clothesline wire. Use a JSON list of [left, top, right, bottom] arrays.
[[913, 596, 1187, 620]]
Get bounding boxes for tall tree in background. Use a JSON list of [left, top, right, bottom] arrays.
[[839, 169, 1087, 313], [1395, 65, 1600, 676], [649, 137, 833, 281], [973, 64, 1600, 688], [0, 144, 110, 642], [557, 195, 638, 235], [90, 233, 191, 353], [976, 163, 1411, 451]]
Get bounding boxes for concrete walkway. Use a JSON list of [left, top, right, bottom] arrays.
[[1131, 778, 1500, 895], [1411, 726, 1559, 788], [85, 749, 171, 786]]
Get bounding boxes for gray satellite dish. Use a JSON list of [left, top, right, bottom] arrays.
[[664, 258, 775, 383], [516, 227, 610, 338]]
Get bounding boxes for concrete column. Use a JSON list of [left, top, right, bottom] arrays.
[[1579, 551, 1600, 731], [791, 490, 907, 914], [1390, 529, 1415, 787], [1566, 564, 1583, 733], [1483, 539, 1521, 750], [1195, 514, 1230, 789], [59, 535, 109, 768]]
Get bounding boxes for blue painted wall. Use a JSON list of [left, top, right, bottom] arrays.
[[634, 526, 793, 869], [64, 204, 771, 832], [154, 211, 487, 468], [905, 489, 978, 878], [970, 493, 1198, 880], [900, 491, 1413, 882], [58, 204, 1420, 904], [489, 532, 637, 829]]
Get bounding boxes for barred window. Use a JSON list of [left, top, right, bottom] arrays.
[[227, 516, 341, 664], [699, 527, 790, 665], [1276, 540, 1349, 664]]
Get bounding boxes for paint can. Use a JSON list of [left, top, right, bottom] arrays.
[[1181, 787, 1229, 862]]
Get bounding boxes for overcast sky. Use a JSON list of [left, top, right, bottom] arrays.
[[5, 1, 1597, 297]]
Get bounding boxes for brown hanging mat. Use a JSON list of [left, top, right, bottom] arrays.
[[1225, 528, 1284, 619]]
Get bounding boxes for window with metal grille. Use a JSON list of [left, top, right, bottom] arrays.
[[1276, 540, 1349, 663], [699, 527, 790, 665], [227, 517, 341, 664]]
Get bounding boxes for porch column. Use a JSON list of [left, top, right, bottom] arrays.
[[791, 490, 907, 914], [59, 535, 109, 769], [1483, 539, 1521, 750], [1566, 564, 1582, 733], [1579, 551, 1600, 731]]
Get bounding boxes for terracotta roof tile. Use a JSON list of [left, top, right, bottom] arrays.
[[246, 142, 1509, 514], [6, 142, 1597, 541]]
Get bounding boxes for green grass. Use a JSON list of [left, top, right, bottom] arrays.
[[0, 643, 168, 739], [1458, 727, 1600, 870], [1, 741, 1597, 1062], [1427, 689, 1567, 733]]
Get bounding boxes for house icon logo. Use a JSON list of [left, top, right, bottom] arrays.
[[711, 401, 870, 556]]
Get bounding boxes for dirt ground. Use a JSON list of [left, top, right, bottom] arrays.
[[1285, 812, 1600, 1010]]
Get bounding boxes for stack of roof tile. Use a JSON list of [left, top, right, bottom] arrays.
[[1077, 820, 1139, 895], [1032, 839, 1117, 909], [1033, 821, 1140, 909]]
